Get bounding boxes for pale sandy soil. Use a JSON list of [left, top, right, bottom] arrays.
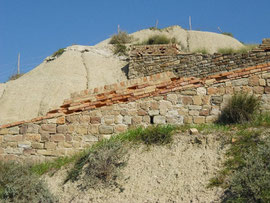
[[45, 133, 226, 203]]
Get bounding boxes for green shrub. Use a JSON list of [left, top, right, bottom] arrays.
[[143, 34, 171, 45], [222, 138, 270, 202], [66, 139, 127, 190], [109, 31, 133, 44], [52, 48, 65, 57], [139, 125, 175, 145], [217, 48, 235, 54], [222, 32, 234, 38], [218, 93, 260, 124], [0, 161, 56, 202], [192, 48, 209, 54], [8, 73, 24, 81], [113, 43, 128, 56]]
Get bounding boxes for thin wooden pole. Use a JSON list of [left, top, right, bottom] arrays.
[[155, 20, 159, 29], [117, 25, 120, 33], [189, 16, 192, 30], [17, 53, 20, 75]]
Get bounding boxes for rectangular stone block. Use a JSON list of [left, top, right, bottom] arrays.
[[18, 141, 31, 149], [4, 135, 23, 142], [40, 124, 56, 134], [24, 134, 41, 142], [32, 142, 44, 149], [99, 125, 114, 134], [193, 116, 205, 124], [45, 142, 57, 149], [50, 134, 65, 142], [153, 116, 166, 124]]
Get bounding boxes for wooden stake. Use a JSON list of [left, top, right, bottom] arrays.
[[189, 16, 192, 30], [17, 53, 20, 75], [117, 25, 120, 33], [155, 20, 159, 29]]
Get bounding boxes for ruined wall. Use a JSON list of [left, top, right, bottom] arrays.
[[1, 63, 270, 161], [128, 40, 270, 79]]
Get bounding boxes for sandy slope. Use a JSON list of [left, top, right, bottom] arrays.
[[0, 45, 127, 124], [45, 133, 225, 203], [0, 25, 243, 125]]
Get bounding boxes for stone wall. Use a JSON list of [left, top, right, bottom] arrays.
[[1, 63, 270, 161], [129, 45, 270, 79]]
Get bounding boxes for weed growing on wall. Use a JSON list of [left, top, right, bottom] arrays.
[[217, 93, 260, 124]]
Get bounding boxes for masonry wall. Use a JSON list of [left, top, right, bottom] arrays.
[[1, 63, 270, 161], [129, 51, 270, 79]]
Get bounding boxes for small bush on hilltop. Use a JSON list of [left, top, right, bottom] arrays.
[[0, 161, 56, 202], [8, 73, 24, 81], [143, 34, 172, 45], [52, 48, 65, 57], [222, 32, 234, 38], [218, 93, 260, 124], [109, 31, 133, 45]]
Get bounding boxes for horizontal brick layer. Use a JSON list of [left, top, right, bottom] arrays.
[[1, 62, 270, 129]]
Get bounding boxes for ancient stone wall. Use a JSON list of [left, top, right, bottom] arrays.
[[1, 63, 270, 161], [129, 44, 270, 79]]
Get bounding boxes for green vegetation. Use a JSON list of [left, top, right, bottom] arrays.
[[109, 31, 133, 56], [109, 31, 133, 45], [142, 34, 172, 45], [0, 162, 56, 202], [192, 48, 209, 54], [217, 93, 260, 124], [222, 32, 234, 38], [8, 73, 24, 81], [217, 44, 258, 54], [52, 48, 65, 57]]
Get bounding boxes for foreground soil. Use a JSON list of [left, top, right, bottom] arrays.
[[45, 132, 226, 203]]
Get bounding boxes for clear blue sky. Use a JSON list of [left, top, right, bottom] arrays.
[[0, 0, 269, 82]]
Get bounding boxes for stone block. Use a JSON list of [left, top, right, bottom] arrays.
[[138, 109, 147, 116], [207, 87, 218, 95], [32, 142, 44, 149], [189, 110, 199, 116], [5, 147, 23, 155], [90, 116, 101, 124], [99, 125, 114, 134], [232, 78, 248, 86], [253, 86, 264, 94], [153, 116, 166, 124], [181, 96, 193, 105], [184, 116, 193, 124], [58, 142, 73, 148], [114, 124, 128, 133], [181, 89, 197, 95], [211, 96, 223, 105], [265, 87, 270, 94], [18, 141, 31, 149], [50, 134, 65, 142], [132, 116, 142, 125], [148, 110, 159, 116], [167, 94, 178, 103], [88, 125, 99, 134], [102, 116, 114, 125], [75, 125, 88, 135], [193, 116, 205, 124], [79, 115, 90, 124], [20, 124, 40, 134], [259, 79, 266, 86], [57, 125, 67, 134], [4, 135, 23, 142], [45, 142, 57, 150], [248, 75, 260, 86], [72, 142, 81, 148], [150, 101, 159, 110], [0, 128, 9, 135], [0, 148, 4, 154], [84, 134, 99, 142], [0, 136, 2, 143], [199, 108, 210, 116], [8, 127, 20, 135], [197, 87, 206, 95], [193, 96, 202, 105], [143, 116, 151, 123], [206, 116, 218, 123], [166, 116, 183, 125], [159, 100, 172, 115], [188, 105, 202, 110], [189, 128, 199, 135], [40, 124, 56, 134], [100, 134, 112, 140], [114, 115, 123, 124]]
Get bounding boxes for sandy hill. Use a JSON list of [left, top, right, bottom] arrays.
[[0, 26, 243, 125]]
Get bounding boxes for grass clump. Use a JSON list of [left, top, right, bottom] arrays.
[[0, 161, 56, 202], [109, 31, 133, 56], [8, 73, 24, 81], [52, 48, 65, 57], [192, 48, 209, 54], [222, 32, 234, 38], [142, 34, 172, 45], [109, 31, 133, 45], [218, 44, 258, 54], [218, 93, 260, 124]]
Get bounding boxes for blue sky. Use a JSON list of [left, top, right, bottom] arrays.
[[0, 0, 269, 82]]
